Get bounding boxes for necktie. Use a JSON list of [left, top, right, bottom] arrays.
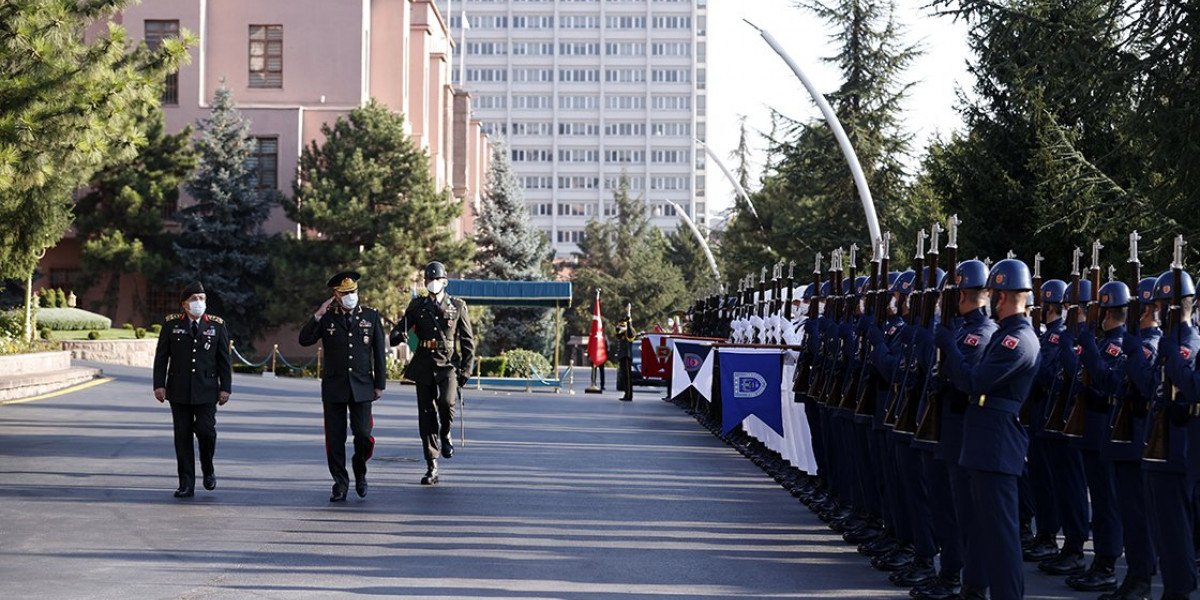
[[191, 321, 199, 338]]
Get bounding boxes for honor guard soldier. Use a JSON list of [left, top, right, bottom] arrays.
[[152, 281, 232, 498], [935, 258, 1039, 600], [298, 271, 387, 502], [392, 261, 474, 485], [1025, 278, 1070, 563]]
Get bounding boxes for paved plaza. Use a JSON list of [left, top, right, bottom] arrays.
[[1, 364, 1096, 599]]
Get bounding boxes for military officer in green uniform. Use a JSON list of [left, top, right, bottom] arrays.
[[391, 261, 474, 485], [153, 281, 232, 498], [299, 271, 388, 502]]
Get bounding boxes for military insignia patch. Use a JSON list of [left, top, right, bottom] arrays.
[[964, 334, 981, 347], [1048, 333, 1060, 345], [363, 335, 369, 345], [1075, 345, 1083, 355], [1001, 335, 1020, 350], [1181, 347, 1192, 361], [1105, 343, 1121, 357], [1143, 346, 1153, 360], [886, 326, 897, 336]]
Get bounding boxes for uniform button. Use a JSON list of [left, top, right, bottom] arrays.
[[348, 355, 353, 359], [348, 367, 353, 371], [349, 343, 354, 348], [192, 368, 196, 372], [192, 358, 196, 363]]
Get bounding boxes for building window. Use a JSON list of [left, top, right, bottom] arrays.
[[249, 25, 283, 88], [605, 41, 646, 56], [556, 230, 585, 244], [145, 20, 180, 105], [250, 136, 279, 189]]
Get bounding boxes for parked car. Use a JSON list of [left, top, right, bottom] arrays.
[[616, 342, 667, 391]]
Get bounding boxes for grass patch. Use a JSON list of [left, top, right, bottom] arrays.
[[51, 329, 159, 340]]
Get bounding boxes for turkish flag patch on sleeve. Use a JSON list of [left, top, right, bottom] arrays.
[[1105, 343, 1122, 357], [1002, 335, 1020, 350], [1143, 346, 1153, 360], [964, 334, 981, 347], [1181, 347, 1193, 361], [1048, 333, 1060, 345]]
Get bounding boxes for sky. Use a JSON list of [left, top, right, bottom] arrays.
[[705, 0, 974, 219]]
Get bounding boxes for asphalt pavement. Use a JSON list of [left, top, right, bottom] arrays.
[[0, 363, 1092, 599]]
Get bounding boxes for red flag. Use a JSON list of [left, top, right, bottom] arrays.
[[588, 290, 608, 366]]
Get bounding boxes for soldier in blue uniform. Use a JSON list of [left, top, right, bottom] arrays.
[[153, 281, 232, 498], [912, 259, 997, 600], [1024, 279, 1069, 562], [298, 271, 388, 502], [1146, 266, 1199, 600], [1062, 280, 1131, 591], [935, 258, 1040, 600]]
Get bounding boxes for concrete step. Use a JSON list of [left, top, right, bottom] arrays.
[[0, 367, 102, 403]]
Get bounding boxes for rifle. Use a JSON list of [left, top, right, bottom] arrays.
[[1045, 247, 1085, 433], [794, 253, 823, 396], [896, 223, 943, 434], [842, 241, 878, 411], [810, 251, 838, 404], [785, 261, 796, 321], [1145, 235, 1186, 462], [1019, 252, 1046, 426], [1064, 240, 1105, 438], [885, 229, 928, 427], [816, 249, 845, 405], [831, 244, 860, 409], [916, 216, 960, 442], [856, 233, 892, 417], [1111, 232, 1142, 443]]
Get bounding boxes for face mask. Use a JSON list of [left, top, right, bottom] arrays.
[[187, 300, 206, 318], [340, 292, 359, 310], [426, 278, 446, 295], [989, 292, 1001, 321]]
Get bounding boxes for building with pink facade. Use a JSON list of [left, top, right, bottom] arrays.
[[38, 0, 490, 330]]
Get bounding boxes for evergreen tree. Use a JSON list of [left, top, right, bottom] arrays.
[[173, 85, 272, 344], [285, 100, 471, 320], [666, 222, 719, 298], [570, 179, 688, 336], [472, 140, 554, 355], [75, 110, 197, 317], [0, 0, 191, 340]]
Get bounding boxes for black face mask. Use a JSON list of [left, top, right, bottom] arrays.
[[989, 291, 1003, 322]]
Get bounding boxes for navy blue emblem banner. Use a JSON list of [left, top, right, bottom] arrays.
[[718, 348, 784, 436], [675, 341, 711, 380]]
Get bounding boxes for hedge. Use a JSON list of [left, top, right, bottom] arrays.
[[477, 356, 507, 377], [37, 308, 112, 331], [501, 349, 552, 379]]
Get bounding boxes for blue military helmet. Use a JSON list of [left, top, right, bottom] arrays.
[[891, 270, 917, 295], [955, 259, 989, 289], [841, 278, 853, 295], [820, 281, 833, 297], [919, 266, 947, 287], [1136, 277, 1157, 304], [1077, 279, 1094, 304], [986, 258, 1033, 291], [801, 284, 816, 301], [854, 275, 868, 295], [1042, 279, 1068, 304], [1153, 270, 1197, 300], [1097, 281, 1131, 308], [887, 271, 900, 287]]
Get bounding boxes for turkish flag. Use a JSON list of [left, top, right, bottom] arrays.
[[588, 290, 608, 366]]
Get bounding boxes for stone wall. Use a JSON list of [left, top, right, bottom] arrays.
[[0, 351, 71, 375], [61, 339, 158, 368]]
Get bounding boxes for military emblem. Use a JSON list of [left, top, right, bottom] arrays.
[[1001, 335, 1020, 350], [732, 371, 767, 398], [964, 333, 981, 347], [1105, 343, 1121, 357], [1048, 333, 1060, 345], [1181, 347, 1192, 361]]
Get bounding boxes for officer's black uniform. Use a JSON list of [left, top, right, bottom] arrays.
[[152, 282, 231, 497], [298, 271, 387, 500], [393, 263, 474, 483]]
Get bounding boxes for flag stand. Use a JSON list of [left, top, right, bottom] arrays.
[[585, 365, 602, 394]]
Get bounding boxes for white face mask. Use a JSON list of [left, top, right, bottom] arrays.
[[340, 292, 359, 310], [187, 300, 206, 319], [426, 278, 446, 295]]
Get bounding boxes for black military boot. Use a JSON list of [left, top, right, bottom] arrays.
[[1099, 575, 1151, 600], [911, 572, 961, 600], [872, 544, 915, 572], [440, 435, 454, 459], [1067, 555, 1118, 591], [421, 460, 439, 485], [843, 521, 882, 544], [957, 585, 988, 600], [1023, 535, 1059, 562], [329, 484, 347, 502], [1038, 546, 1086, 576], [1020, 520, 1036, 549], [859, 534, 899, 557], [829, 513, 865, 533], [889, 555, 937, 587]]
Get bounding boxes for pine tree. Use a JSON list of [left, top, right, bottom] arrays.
[[666, 224, 719, 298], [471, 140, 554, 355], [76, 110, 197, 316], [285, 100, 471, 320], [0, 0, 191, 341], [173, 85, 272, 344]]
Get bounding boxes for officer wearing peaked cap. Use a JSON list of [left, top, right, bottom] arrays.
[[299, 271, 388, 502], [153, 281, 232, 498], [935, 258, 1040, 600], [391, 261, 475, 486]]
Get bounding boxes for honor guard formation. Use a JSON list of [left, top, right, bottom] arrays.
[[682, 221, 1200, 600]]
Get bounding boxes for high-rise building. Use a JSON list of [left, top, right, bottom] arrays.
[[439, 0, 708, 257]]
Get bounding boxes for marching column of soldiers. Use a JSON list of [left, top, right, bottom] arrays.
[[686, 220, 1200, 600]]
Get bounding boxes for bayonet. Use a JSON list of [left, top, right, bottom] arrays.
[[1091, 240, 1104, 272], [1129, 231, 1141, 265], [916, 229, 928, 259], [947, 215, 961, 249], [788, 260, 795, 279], [1071, 247, 1083, 277], [1033, 253, 1044, 279], [930, 223, 943, 253]]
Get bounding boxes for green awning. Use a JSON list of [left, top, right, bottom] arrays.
[[446, 279, 572, 308]]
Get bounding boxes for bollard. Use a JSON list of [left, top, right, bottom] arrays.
[[265, 344, 278, 378], [567, 359, 576, 396]]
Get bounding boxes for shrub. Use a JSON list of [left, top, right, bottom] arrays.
[[37, 308, 112, 331], [134, 327, 147, 339], [500, 349, 552, 379], [477, 356, 507, 377], [385, 356, 408, 381], [122, 322, 134, 330], [37, 289, 53, 308], [232, 364, 265, 375], [150, 324, 162, 334], [87, 330, 101, 340], [0, 309, 24, 339], [55, 289, 67, 308], [39, 327, 53, 340]]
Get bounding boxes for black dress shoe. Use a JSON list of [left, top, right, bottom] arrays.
[[1099, 575, 1151, 600], [872, 546, 915, 572], [957, 585, 988, 599], [1066, 558, 1118, 592], [890, 557, 937, 587], [859, 535, 899, 557], [440, 436, 454, 459], [1023, 537, 1059, 562], [421, 461, 439, 485], [1038, 549, 1086, 575], [911, 574, 961, 600], [202, 474, 216, 491], [829, 515, 864, 533], [355, 477, 368, 498], [1020, 521, 1036, 548], [843, 524, 882, 544], [173, 487, 194, 498], [329, 485, 348, 502]]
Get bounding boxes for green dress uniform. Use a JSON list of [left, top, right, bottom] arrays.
[[152, 312, 231, 493]]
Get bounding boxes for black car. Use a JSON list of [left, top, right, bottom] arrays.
[[616, 342, 667, 391]]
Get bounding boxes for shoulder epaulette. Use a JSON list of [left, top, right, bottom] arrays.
[[165, 313, 183, 322], [206, 315, 225, 324]]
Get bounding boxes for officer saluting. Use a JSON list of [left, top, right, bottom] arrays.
[[298, 271, 387, 502], [152, 281, 232, 498], [935, 258, 1040, 600], [392, 262, 474, 485]]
